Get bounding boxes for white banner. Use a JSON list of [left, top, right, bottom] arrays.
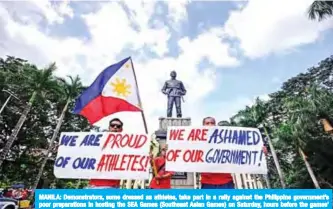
[[165, 126, 268, 174], [54, 132, 150, 179]]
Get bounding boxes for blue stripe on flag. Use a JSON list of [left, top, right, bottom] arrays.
[[73, 57, 131, 114]]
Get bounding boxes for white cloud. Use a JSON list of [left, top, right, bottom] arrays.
[[0, 10, 84, 78], [0, 0, 74, 25], [2, 0, 330, 136], [120, 27, 239, 131], [165, 0, 189, 29], [0, 0, 239, 135], [207, 94, 271, 124], [224, 0, 333, 58], [178, 28, 238, 67]]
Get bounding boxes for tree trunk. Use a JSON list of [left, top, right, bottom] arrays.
[[318, 175, 333, 188], [263, 174, 271, 188], [32, 99, 70, 190], [298, 148, 320, 189], [263, 126, 287, 188], [0, 91, 37, 168]]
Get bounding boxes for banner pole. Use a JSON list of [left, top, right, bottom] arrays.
[[129, 57, 149, 134], [128, 57, 150, 189]]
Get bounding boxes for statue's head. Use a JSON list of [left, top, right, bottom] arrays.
[[170, 71, 177, 79]]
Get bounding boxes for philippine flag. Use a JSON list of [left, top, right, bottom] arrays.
[[73, 57, 142, 124]]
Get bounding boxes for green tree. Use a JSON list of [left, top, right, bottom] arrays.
[[308, 1, 333, 21], [282, 85, 333, 189], [0, 56, 93, 188], [231, 99, 286, 189], [229, 56, 333, 188], [0, 63, 60, 168], [32, 75, 84, 189]]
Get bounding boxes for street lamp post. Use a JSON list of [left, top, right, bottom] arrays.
[[0, 89, 19, 115]]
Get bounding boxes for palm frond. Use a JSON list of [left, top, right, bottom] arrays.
[[308, 1, 333, 21]]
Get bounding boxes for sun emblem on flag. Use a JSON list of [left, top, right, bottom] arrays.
[[110, 78, 131, 97]]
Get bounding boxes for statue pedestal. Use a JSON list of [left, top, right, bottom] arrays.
[[154, 117, 195, 189], [155, 117, 191, 139]]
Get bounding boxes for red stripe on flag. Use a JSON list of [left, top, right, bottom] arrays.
[[80, 95, 141, 124]]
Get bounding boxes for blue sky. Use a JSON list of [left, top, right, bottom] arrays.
[[0, 0, 332, 133]]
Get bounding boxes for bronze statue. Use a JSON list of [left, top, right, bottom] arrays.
[[161, 71, 186, 118]]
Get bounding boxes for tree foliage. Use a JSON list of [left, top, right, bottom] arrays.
[[308, 1, 333, 21], [0, 56, 92, 188], [228, 56, 333, 188]]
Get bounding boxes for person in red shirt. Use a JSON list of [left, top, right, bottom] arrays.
[[87, 118, 123, 189], [149, 144, 174, 189], [200, 117, 267, 189]]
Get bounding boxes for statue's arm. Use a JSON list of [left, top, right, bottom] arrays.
[[161, 82, 168, 95], [180, 81, 186, 95]]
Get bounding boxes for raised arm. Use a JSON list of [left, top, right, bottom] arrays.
[[156, 171, 174, 179]]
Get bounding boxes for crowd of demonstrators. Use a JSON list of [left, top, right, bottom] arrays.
[[2, 187, 30, 200], [1, 116, 266, 195], [86, 118, 123, 189], [1, 185, 33, 209]]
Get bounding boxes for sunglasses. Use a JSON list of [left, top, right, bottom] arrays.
[[205, 122, 215, 125], [110, 124, 122, 128]]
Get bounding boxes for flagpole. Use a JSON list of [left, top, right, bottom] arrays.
[[129, 57, 149, 190], [129, 57, 149, 134]]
